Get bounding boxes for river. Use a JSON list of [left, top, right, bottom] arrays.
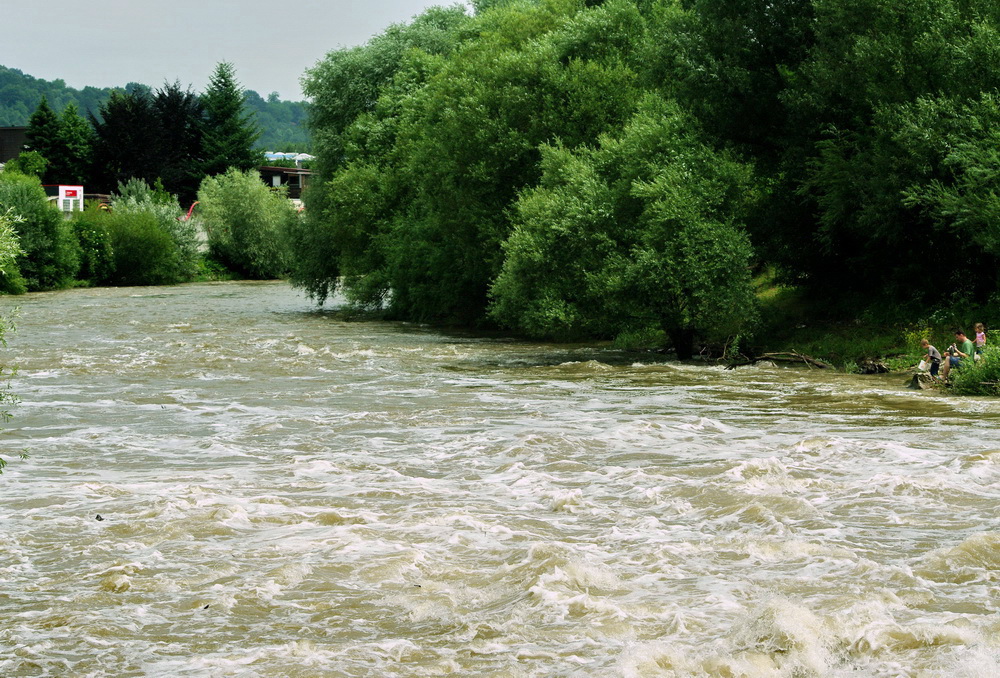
[[1, 281, 998, 677]]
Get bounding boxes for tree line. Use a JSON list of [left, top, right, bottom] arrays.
[[0, 63, 296, 294], [0, 63, 310, 170], [287, 0, 1000, 357], [8, 63, 263, 204]]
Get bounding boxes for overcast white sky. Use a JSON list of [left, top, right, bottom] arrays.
[[0, 0, 467, 101]]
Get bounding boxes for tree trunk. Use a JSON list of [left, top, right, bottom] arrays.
[[668, 327, 695, 360]]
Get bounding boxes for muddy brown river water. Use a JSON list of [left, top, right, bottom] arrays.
[[1, 281, 999, 677]]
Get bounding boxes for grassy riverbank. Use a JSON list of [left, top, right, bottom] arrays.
[[750, 278, 999, 394]]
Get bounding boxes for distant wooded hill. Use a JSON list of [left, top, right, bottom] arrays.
[[0, 65, 310, 150]]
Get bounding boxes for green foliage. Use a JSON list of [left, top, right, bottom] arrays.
[[201, 63, 262, 177], [0, 172, 79, 290], [0, 64, 308, 152], [243, 90, 310, 150], [25, 97, 61, 175], [103, 181, 200, 285], [151, 82, 205, 203], [50, 102, 92, 184], [116, 177, 174, 205], [490, 97, 759, 355], [90, 89, 161, 191], [298, 0, 651, 323], [0, 65, 110, 126], [101, 209, 186, 286], [22, 97, 92, 185], [951, 345, 1000, 396], [286, 0, 1000, 373], [197, 168, 294, 279], [785, 0, 1000, 298], [3, 151, 48, 178], [68, 205, 115, 285], [302, 5, 472, 176], [0, 208, 26, 295]]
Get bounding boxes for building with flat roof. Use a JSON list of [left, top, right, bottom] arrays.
[[0, 127, 29, 164], [258, 165, 312, 200]]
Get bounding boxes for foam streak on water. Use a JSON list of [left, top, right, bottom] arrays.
[[1, 282, 1000, 677]]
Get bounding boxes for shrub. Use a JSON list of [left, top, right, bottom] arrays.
[[951, 345, 1000, 396], [69, 205, 115, 285], [197, 168, 294, 279], [111, 181, 201, 283], [0, 172, 80, 291], [0, 208, 26, 295], [104, 209, 183, 286]]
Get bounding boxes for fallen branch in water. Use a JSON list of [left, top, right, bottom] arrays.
[[725, 351, 832, 370]]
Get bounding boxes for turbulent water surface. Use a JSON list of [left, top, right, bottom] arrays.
[[1, 282, 999, 677]]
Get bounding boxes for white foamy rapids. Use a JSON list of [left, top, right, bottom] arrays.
[[2, 283, 1000, 676]]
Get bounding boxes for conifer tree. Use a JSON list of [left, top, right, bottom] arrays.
[[24, 96, 60, 175], [152, 82, 204, 203], [201, 62, 261, 177], [51, 103, 92, 185], [90, 89, 160, 192]]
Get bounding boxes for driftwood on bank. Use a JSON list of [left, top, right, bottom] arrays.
[[725, 351, 832, 370]]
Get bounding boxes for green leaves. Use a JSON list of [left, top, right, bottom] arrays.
[[198, 169, 295, 280], [490, 97, 759, 348], [201, 63, 262, 178]]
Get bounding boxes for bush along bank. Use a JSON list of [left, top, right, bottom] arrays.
[[0, 172, 300, 291]]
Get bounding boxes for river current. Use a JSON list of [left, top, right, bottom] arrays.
[[1, 281, 999, 677]]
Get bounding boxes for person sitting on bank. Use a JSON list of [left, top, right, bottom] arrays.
[[920, 339, 942, 377], [941, 330, 975, 380]]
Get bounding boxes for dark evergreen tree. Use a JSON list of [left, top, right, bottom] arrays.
[[201, 62, 261, 176], [152, 82, 205, 203], [90, 89, 160, 192], [24, 96, 60, 176]]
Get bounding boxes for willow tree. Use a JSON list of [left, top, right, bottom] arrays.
[[297, 0, 649, 323], [490, 97, 759, 357], [292, 5, 473, 304]]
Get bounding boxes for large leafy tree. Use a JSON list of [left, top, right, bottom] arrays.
[[292, 4, 474, 304], [0, 172, 80, 291], [490, 97, 759, 356], [295, 0, 649, 323], [198, 168, 295, 279], [50, 103, 92, 185], [201, 62, 261, 177], [380, 0, 645, 323], [784, 0, 1000, 301]]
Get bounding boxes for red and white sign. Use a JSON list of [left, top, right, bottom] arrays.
[[58, 185, 84, 212]]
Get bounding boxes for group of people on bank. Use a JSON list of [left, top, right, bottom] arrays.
[[920, 323, 988, 379]]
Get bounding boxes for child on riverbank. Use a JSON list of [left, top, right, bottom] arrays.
[[974, 322, 987, 361], [921, 339, 942, 377]]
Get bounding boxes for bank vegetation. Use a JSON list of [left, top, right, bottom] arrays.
[[284, 0, 1000, 371]]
